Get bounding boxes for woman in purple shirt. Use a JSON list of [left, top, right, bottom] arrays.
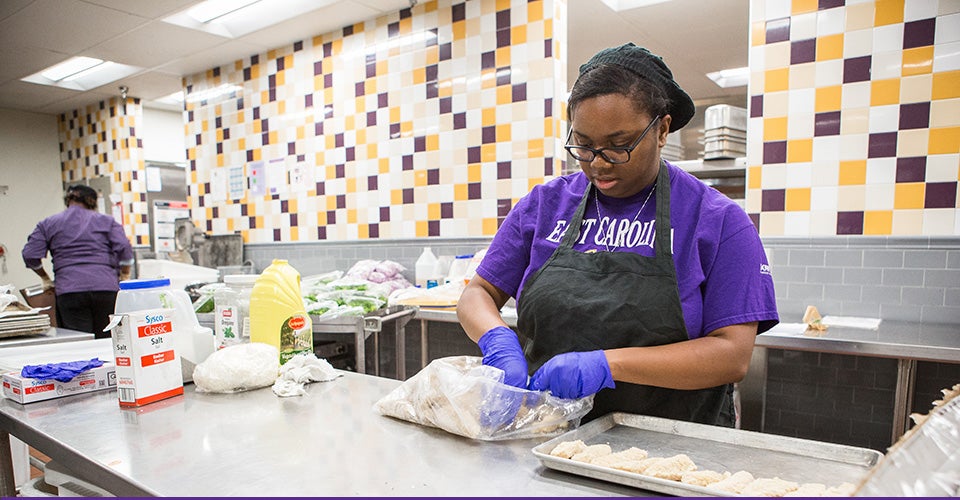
[[22, 185, 134, 337], [457, 44, 779, 426]]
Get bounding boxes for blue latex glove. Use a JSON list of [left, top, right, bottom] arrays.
[[528, 350, 615, 399], [477, 326, 529, 389], [21, 358, 105, 383]]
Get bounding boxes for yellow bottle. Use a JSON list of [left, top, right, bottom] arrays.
[[250, 259, 313, 364]]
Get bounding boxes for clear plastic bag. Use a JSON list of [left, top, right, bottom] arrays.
[[373, 356, 593, 441]]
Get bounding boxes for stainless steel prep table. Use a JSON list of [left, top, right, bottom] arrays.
[[0, 327, 93, 348], [0, 363, 641, 497], [752, 320, 960, 444]]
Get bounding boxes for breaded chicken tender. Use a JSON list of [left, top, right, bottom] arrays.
[[823, 482, 856, 496], [680, 470, 730, 487], [741, 477, 799, 497], [570, 444, 612, 463], [642, 453, 697, 481], [549, 439, 587, 459], [588, 447, 649, 468], [786, 483, 827, 497], [707, 470, 755, 494]]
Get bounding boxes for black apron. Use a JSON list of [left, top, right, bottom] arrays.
[[517, 161, 735, 426]]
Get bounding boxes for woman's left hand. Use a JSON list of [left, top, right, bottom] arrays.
[[528, 350, 615, 399]]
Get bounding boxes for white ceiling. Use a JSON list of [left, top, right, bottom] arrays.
[[0, 0, 748, 119]]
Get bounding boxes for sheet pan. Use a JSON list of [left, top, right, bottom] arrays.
[[532, 412, 883, 497]]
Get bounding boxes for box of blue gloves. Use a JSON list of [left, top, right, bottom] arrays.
[[2, 358, 116, 404]]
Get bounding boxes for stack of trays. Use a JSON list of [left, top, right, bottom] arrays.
[[661, 132, 684, 162], [703, 104, 747, 160], [0, 312, 51, 339]]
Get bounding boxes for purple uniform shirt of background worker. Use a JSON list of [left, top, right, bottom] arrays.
[[476, 160, 779, 341]]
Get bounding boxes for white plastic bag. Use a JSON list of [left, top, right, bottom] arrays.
[[192, 342, 280, 393], [374, 356, 593, 441]]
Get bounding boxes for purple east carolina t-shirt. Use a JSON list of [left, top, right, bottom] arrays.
[[477, 161, 779, 339], [22, 205, 134, 295]]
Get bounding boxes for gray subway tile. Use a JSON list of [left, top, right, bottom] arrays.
[[824, 284, 861, 301], [840, 301, 880, 318], [924, 269, 960, 288], [772, 266, 807, 284], [843, 268, 883, 286], [879, 303, 923, 322], [902, 286, 945, 306], [789, 249, 826, 266], [904, 249, 947, 269], [920, 305, 960, 325], [824, 249, 863, 267], [882, 268, 924, 286], [948, 250, 960, 269], [946, 288, 960, 307], [862, 249, 904, 268], [808, 267, 845, 284], [787, 283, 825, 301]]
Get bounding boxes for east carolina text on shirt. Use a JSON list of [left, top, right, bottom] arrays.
[[545, 216, 656, 250]]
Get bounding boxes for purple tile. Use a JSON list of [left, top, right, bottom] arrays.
[[439, 42, 452, 61], [497, 161, 511, 179], [322, 43, 331, 58], [512, 83, 526, 102], [335, 133, 344, 147], [324, 73, 333, 88], [367, 111, 376, 126], [249, 216, 257, 229], [313, 61, 322, 75], [843, 56, 872, 83], [318, 226, 326, 240], [402, 155, 413, 171], [379, 206, 390, 222], [426, 82, 438, 99], [496, 67, 511, 86], [273, 229, 281, 241], [369, 224, 379, 239], [903, 18, 936, 49], [765, 18, 791, 44], [428, 220, 440, 237], [346, 147, 355, 162], [290, 213, 298, 227], [899, 102, 930, 129], [343, 25, 354, 37], [761, 189, 785, 211], [281, 200, 289, 213], [388, 22, 399, 38], [426, 64, 438, 82], [544, 157, 554, 176], [439, 97, 452, 114], [355, 82, 365, 97], [368, 175, 378, 190], [498, 198, 512, 217], [763, 141, 787, 164], [305, 94, 313, 108], [335, 164, 345, 178], [427, 168, 439, 185], [467, 146, 481, 163], [468, 183, 482, 200], [315, 182, 324, 196], [545, 97, 553, 117], [481, 51, 495, 70], [482, 125, 496, 144], [815, 111, 841, 136], [544, 39, 552, 58], [454, 112, 466, 129], [895, 157, 926, 182], [293, 40, 302, 52], [390, 123, 400, 138], [415, 136, 426, 152], [749, 212, 760, 230], [497, 28, 511, 48], [378, 92, 388, 108], [925, 182, 957, 208], [276, 56, 285, 71], [287, 142, 295, 156], [751, 95, 764, 117], [868, 132, 897, 158], [837, 211, 864, 235], [366, 63, 376, 79], [261, 131, 270, 145], [402, 188, 414, 204], [366, 53, 376, 65], [441, 202, 453, 219], [452, 2, 465, 22], [496, 9, 510, 30], [791, 39, 817, 65], [326, 210, 336, 224]]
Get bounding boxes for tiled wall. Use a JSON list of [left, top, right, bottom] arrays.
[[57, 97, 150, 245], [747, 0, 960, 236], [182, 0, 567, 244]]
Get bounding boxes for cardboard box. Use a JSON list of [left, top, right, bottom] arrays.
[[106, 308, 184, 407], [2, 363, 116, 404]]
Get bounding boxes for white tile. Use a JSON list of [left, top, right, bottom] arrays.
[[761, 163, 787, 189], [933, 40, 960, 72], [817, 7, 846, 36], [784, 211, 811, 234], [865, 157, 897, 184], [788, 111, 815, 139], [838, 133, 868, 161], [814, 59, 844, 87], [904, 0, 939, 21], [864, 184, 895, 209], [788, 88, 815, 115], [750, 45, 766, 69], [811, 186, 839, 210], [871, 51, 904, 79], [925, 153, 960, 182], [843, 28, 874, 58], [790, 12, 818, 40], [809, 209, 838, 235], [811, 159, 840, 186], [812, 136, 841, 165], [936, 12, 960, 44], [873, 24, 904, 53], [841, 81, 871, 109], [786, 162, 812, 188], [868, 104, 901, 133], [764, 0, 790, 21], [923, 208, 956, 235]]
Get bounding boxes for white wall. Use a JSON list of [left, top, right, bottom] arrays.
[[142, 107, 186, 164], [0, 108, 63, 292]]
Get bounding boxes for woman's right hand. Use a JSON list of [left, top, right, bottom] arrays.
[[477, 325, 528, 388]]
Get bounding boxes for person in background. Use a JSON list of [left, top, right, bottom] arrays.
[[22, 185, 134, 337], [457, 43, 779, 426]]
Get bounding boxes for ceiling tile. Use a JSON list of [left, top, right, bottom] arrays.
[[80, 0, 198, 19], [91, 20, 229, 69], [0, 0, 148, 54], [158, 40, 270, 77], [0, 44, 68, 84]]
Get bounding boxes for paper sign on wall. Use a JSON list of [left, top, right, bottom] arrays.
[[267, 158, 288, 195], [227, 165, 245, 200], [288, 162, 313, 193], [248, 161, 266, 197], [152, 200, 190, 253], [209, 168, 227, 202]]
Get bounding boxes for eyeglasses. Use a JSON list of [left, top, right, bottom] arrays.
[[564, 115, 662, 164]]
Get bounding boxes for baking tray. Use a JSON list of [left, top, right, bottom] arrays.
[[532, 412, 883, 497]]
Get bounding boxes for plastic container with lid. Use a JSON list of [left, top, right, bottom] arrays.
[[115, 278, 215, 382], [249, 259, 313, 365], [214, 274, 258, 350], [415, 247, 441, 288]]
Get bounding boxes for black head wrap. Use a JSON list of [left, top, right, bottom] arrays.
[[65, 184, 98, 209], [578, 43, 695, 132]]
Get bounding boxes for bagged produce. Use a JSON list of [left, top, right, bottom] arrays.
[[373, 356, 593, 441]]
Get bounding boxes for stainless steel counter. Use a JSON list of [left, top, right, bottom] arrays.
[[0, 328, 93, 349], [0, 356, 640, 497]]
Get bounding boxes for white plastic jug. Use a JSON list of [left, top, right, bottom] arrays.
[[415, 247, 440, 288], [115, 278, 215, 382]]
